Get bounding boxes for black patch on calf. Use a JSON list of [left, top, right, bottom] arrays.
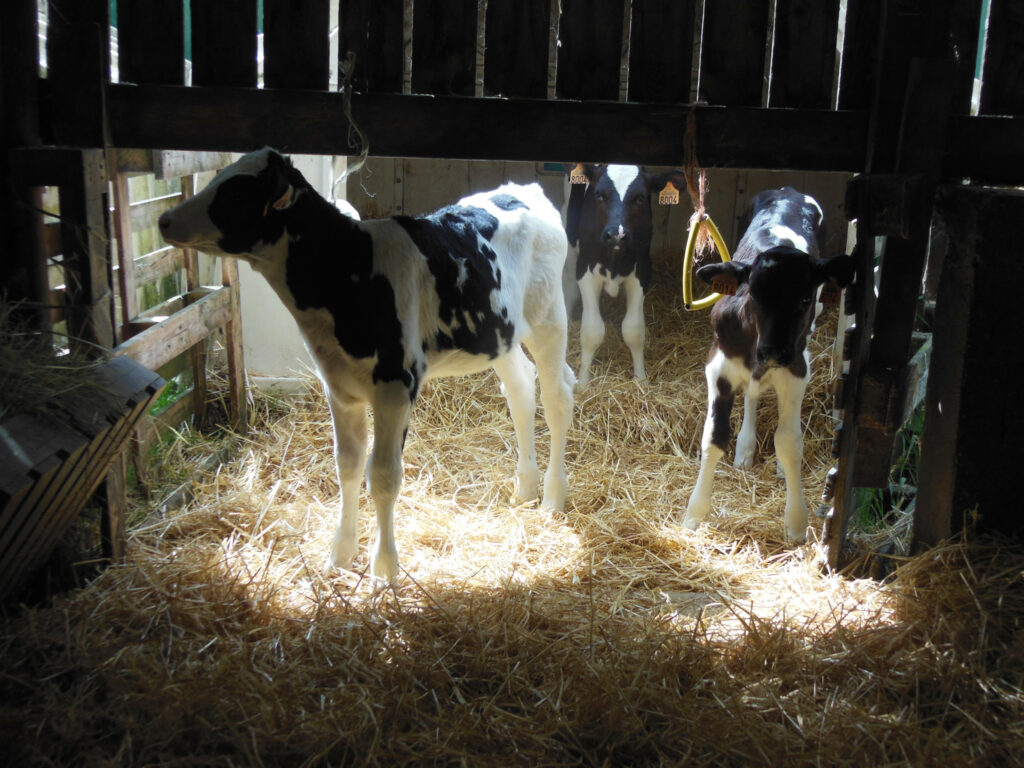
[[565, 182, 586, 247], [711, 377, 735, 450], [395, 205, 516, 359], [490, 194, 527, 211], [281, 194, 412, 394]]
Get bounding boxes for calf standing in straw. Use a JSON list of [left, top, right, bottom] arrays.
[[159, 148, 575, 581], [683, 187, 854, 541]]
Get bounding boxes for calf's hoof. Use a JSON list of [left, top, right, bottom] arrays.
[[370, 540, 400, 582], [331, 534, 358, 571]]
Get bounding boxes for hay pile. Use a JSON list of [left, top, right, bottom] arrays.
[[2, 284, 1023, 766]]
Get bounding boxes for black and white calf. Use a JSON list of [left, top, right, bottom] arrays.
[[566, 164, 686, 386], [683, 187, 854, 541], [158, 148, 575, 580]]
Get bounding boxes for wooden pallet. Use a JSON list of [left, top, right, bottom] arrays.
[[0, 356, 164, 601]]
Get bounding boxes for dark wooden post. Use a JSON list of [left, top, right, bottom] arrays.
[[0, 0, 47, 329], [915, 187, 1024, 543], [824, 0, 967, 567]]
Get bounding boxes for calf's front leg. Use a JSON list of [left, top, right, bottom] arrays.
[[328, 395, 368, 570], [773, 368, 810, 542], [576, 270, 605, 388], [621, 274, 647, 382], [684, 364, 735, 529]]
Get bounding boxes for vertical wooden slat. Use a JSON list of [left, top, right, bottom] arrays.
[[111, 169, 138, 331], [769, 0, 840, 108], [412, 0, 477, 96], [264, 0, 330, 90], [179, 175, 209, 426], [946, 0, 984, 116], [59, 150, 115, 353], [1, 1, 46, 328], [190, 0, 258, 88], [118, 0, 185, 85], [627, 0, 696, 103], [698, 0, 770, 107], [916, 186, 1024, 544], [979, 0, 1024, 116], [837, 0, 882, 111], [556, 0, 625, 101], [340, 0, 405, 93], [484, 0, 549, 99], [48, 0, 111, 78], [47, 16, 107, 147], [221, 257, 248, 434]]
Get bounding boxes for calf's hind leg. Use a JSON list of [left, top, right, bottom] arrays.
[[367, 381, 413, 581], [492, 346, 541, 506], [525, 324, 575, 512]]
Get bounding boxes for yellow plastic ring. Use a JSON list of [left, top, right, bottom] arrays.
[[682, 214, 731, 311]]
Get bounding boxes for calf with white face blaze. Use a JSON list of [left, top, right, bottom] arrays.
[[683, 187, 854, 542], [158, 148, 575, 581], [568, 164, 686, 387]]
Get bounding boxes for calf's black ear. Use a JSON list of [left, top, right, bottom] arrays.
[[263, 149, 297, 214], [818, 253, 857, 287], [696, 261, 751, 286]]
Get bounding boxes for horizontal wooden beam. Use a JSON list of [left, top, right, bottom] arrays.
[[947, 114, 1024, 183], [103, 83, 870, 171], [112, 284, 232, 371]]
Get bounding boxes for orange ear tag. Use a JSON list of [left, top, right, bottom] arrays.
[[711, 274, 738, 296], [819, 281, 841, 306], [569, 163, 588, 185], [658, 181, 680, 205]]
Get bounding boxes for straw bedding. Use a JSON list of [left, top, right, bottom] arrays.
[[2, 281, 1023, 766]]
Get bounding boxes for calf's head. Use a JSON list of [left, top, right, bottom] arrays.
[[158, 147, 308, 262], [576, 164, 685, 276], [699, 247, 855, 370]]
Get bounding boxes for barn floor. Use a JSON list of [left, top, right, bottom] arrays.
[[2, 283, 1023, 766]]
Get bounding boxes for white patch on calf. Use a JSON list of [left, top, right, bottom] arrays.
[[606, 165, 641, 202], [769, 224, 809, 253]]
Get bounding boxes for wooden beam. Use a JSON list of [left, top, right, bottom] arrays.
[[103, 84, 870, 170], [112, 285, 233, 372], [58, 149, 115, 352]]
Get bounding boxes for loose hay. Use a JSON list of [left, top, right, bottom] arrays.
[[2, 284, 1023, 766]]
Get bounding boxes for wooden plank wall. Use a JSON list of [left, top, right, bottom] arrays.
[[484, 0, 549, 99], [556, 0, 624, 101], [118, 0, 185, 85], [340, 0, 405, 93]]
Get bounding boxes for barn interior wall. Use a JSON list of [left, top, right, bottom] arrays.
[[345, 158, 851, 286]]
